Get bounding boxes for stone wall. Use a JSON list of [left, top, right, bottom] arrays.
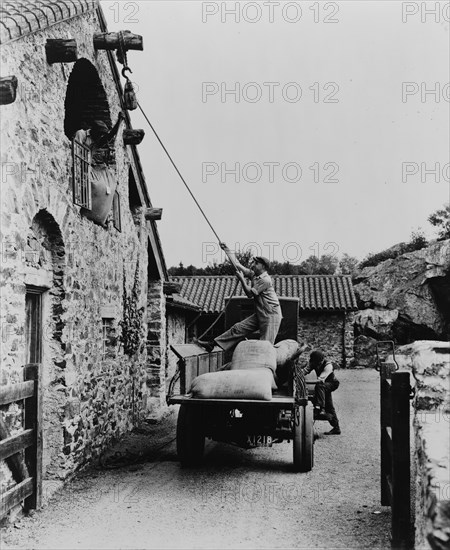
[[409, 341, 450, 549], [297, 312, 348, 368], [145, 281, 167, 418], [343, 312, 355, 367], [0, 8, 158, 491], [166, 309, 188, 396]]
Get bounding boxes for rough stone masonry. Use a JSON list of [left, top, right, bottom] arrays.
[[0, 3, 167, 495]]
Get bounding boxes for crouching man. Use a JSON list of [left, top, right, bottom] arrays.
[[303, 350, 341, 435]]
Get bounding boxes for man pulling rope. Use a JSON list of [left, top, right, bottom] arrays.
[[196, 242, 283, 353]]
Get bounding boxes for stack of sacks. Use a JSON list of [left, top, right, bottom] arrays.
[[190, 340, 277, 401]]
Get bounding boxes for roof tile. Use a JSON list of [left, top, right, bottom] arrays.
[[0, 0, 98, 44], [170, 275, 358, 314]]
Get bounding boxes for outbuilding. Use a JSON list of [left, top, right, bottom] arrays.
[[170, 274, 358, 367]]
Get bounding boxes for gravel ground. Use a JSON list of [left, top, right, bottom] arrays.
[[2, 369, 392, 550]]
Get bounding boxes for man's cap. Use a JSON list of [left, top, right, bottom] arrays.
[[309, 350, 325, 365], [253, 256, 270, 268]]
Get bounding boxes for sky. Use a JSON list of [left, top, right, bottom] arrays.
[[102, 0, 450, 268]]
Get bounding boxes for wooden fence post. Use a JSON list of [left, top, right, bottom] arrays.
[[23, 364, 42, 511], [391, 371, 411, 548], [380, 362, 395, 506]]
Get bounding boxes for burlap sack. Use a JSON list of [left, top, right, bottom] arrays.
[[81, 164, 117, 225], [274, 339, 302, 368], [230, 340, 277, 373], [190, 368, 273, 400]]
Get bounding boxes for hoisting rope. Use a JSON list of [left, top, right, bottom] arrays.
[[135, 100, 244, 337], [115, 38, 250, 340], [116, 37, 237, 269], [137, 103, 225, 252], [197, 277, 240, 340]]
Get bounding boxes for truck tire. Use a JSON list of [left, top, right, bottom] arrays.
[[176, 404, 205, 466], [293, 403, 314, 472]]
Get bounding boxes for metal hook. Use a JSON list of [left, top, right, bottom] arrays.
[[122, 66, 132, 78]]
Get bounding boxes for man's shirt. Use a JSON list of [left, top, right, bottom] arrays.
[[303, 360, 334, 382], [250, 271, 282, 318]]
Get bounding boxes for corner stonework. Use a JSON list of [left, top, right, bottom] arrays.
[[145, 280, 167, 418]]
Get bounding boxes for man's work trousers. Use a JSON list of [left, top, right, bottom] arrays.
[[215, 312, 282, 353], [314, 379, 340, 429]]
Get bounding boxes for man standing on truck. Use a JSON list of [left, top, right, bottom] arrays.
[[196, 242, 282, 353], [303, 350, 341, 435]]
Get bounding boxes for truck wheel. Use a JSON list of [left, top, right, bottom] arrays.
[[293, 403, 314, 472], [177, 404, 205, 466], [302, 403, 314, 471]]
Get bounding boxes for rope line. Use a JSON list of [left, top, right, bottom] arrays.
[[137, 102, 222, 244], [136, 100, 243, 339], [198, 277, 241, 340]]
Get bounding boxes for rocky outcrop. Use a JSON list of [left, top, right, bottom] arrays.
[[353, 335, 378, 368], [353, 240, 450, 344], [353, 309, 399, 339]]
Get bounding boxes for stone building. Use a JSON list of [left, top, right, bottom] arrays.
[[170, 275, 358, 367], [165, 293, 200, 391], [0, 0, 171, 493]]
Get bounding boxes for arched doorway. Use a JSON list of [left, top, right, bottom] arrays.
[[25, 210, 66, 479]]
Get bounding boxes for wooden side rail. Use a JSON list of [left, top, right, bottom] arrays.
[[170, 345, 225, 395]]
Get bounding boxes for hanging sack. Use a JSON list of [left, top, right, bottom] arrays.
[[81, 164, 117, 226]]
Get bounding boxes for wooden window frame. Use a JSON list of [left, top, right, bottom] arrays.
[[72, 138, 92, 209]]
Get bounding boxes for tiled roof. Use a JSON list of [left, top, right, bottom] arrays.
[[170, 275, 358, 314], [0, 0, 98, 44], [166, 293, 200, 312]]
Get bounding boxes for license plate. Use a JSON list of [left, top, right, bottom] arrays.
[[246, 435, 273, 447]]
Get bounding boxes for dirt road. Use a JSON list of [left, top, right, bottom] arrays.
[[2, 369, 391, 549]]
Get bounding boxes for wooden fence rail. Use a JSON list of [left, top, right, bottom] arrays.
[[380, 361, 411, 548], [0, 364, 42, 519]]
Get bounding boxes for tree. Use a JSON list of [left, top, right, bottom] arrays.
[[297, 255, 338, 275], [338, 254, 359, 277], [168, 262, 186, 276], [317, 254, 339, 274], [168, 249, 254, 276], [168, 250, 354, 276], [428, 204, 450, 240]]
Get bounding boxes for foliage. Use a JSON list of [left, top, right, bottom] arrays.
[[304, 254, 338, 274], [428, 204, 450, 240], [120, 259, 145, 356], [338, 254, 359, 277], [359, 229, 428, 269], [168, 250, 253, 276], [169, 250, 354, 276], [408, 228, 428, 249]]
